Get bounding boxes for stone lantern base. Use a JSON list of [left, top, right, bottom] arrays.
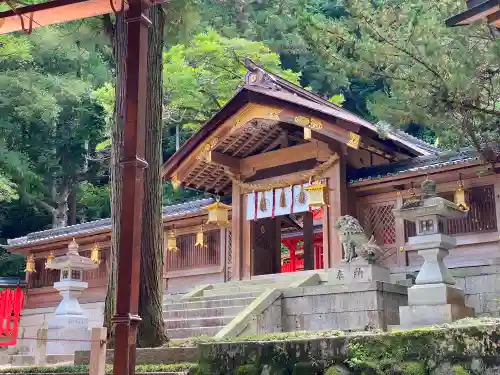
[[398, 234, 474, 328], [46, 281, 92, 355]]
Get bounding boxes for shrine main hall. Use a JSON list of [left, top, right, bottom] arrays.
[[8, 60, 500, 344]]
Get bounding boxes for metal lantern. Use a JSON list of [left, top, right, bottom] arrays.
[[167, 230, 178, 252], [45, 251, 55, 268], [90, 243, 101, 264], [195, 226, 206, 248], [205, 200, 231, 226], [454, 180, 469, 212], [25, 254, 36, 273], [304, 182, 327, 208]]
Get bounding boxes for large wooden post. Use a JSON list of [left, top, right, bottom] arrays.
[[231, 183, 243, 280], [322, 153, 348, 267], [112, 2, 151, 375], [303, 212, 315, 270]]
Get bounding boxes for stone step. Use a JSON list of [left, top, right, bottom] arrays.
[[167, 325, 224, 339], [183, 290, 262, 302], [164, 296, 256, 311], [203, 286, 268, 297], [164, 305, 247, 319], [211, 278, 279, 288], [165, 316, 234, 329]]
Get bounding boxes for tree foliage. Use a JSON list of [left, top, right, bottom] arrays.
[[300, 0, 500, 155]]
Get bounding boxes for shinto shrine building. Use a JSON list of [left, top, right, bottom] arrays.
[[7, 60, 500, 344]]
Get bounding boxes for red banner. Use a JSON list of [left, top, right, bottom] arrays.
[[0, 287, 24, 346]]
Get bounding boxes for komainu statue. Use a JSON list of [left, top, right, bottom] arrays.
[[334, 215, 382, 264]]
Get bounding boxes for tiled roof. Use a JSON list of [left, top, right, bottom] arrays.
[[347, 147, 483, 184], [8, 198, 214, 247]]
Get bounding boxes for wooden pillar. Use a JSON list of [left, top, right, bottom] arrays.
[[231, 183, 243, 280], [395, 193, 407, 266], [290, 240, 297, 272], [112, 2, 150, 375], [322, 153, 348, 267], [274, 217, 282, 274], [242, 216, 252, 279], [303, 212, 314, 270]]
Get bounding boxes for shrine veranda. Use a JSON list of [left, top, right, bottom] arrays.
[[7, 62, 500, 355]]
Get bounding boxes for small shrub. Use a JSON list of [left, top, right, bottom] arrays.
[[236, 364, 259, 375], [451, 365, 470, 375], [401, 362, 426, 375], [324, 366, 342, 375]]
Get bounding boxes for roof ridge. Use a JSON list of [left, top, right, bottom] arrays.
[[7, 197, 215, 247]]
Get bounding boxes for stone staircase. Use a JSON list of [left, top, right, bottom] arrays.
[[163, 272, 319, 339]]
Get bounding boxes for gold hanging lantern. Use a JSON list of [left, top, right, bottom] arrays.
[[167, 230, 178, 252], [205, 200, 231, 226], [25, 254, 36, 273], [195, 225, 206, 248], [45, 251, 55, 268], [304, 181, 327, 208], [90, 243, 101, 264], [454, 177, 469, 212]]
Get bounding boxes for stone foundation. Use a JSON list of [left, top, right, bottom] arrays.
[[282, 282, 407, 331], [392, 262, 500, 317], [197, 323, 500, 375]]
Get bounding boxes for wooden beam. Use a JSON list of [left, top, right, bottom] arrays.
[[240, 141, 332, 176], [245, 159, 318, 182], [210, 151, 241, 171]]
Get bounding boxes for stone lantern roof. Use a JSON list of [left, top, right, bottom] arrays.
[[394, 180, 467, 222], [46, 239, 98, 271]]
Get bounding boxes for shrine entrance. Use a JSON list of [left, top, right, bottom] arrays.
[[251, 208, 325, 276]]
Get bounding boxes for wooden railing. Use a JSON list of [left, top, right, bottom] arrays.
[[165, 230, 221, 271]]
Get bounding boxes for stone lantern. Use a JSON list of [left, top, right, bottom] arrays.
[[393, 179, 474, 327], [45, 239, 98, 355]]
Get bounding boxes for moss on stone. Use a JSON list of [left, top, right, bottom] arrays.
[[291, 362, 321, 375], [451, 365, 470, 375], [400, 362, 426, 375], [236, 364, 260, 375]]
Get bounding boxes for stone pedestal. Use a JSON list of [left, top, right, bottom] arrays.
[[399, 234, 473, 328], [46, 281, 91, 355], [326, 262, 391, 285]]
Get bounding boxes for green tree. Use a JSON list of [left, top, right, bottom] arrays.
[[162, 29, 301, 145], [300, 0, 500, 156], [0, 22, 110, 228]]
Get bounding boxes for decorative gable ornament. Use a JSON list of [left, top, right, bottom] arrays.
[[206, 200, 231, 226]]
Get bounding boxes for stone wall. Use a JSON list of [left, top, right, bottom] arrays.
[[392, 263, 500, 317], [14, 302, 104, 356], [197, 323, 500, 375], [281, 282, 407, 332]]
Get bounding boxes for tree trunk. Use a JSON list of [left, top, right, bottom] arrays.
[[103, 12, 126, 340], [137, 4, 167, 348], [68, 186, 77, 225]]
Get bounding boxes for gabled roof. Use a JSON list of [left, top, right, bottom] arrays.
[[8, 198, 214, 248], [162, 59, 438, 183]]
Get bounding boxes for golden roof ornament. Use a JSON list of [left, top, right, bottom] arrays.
[[45, 251, 55, 269], [205, 199, 231, 226], [25, 254, 36, 273]]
